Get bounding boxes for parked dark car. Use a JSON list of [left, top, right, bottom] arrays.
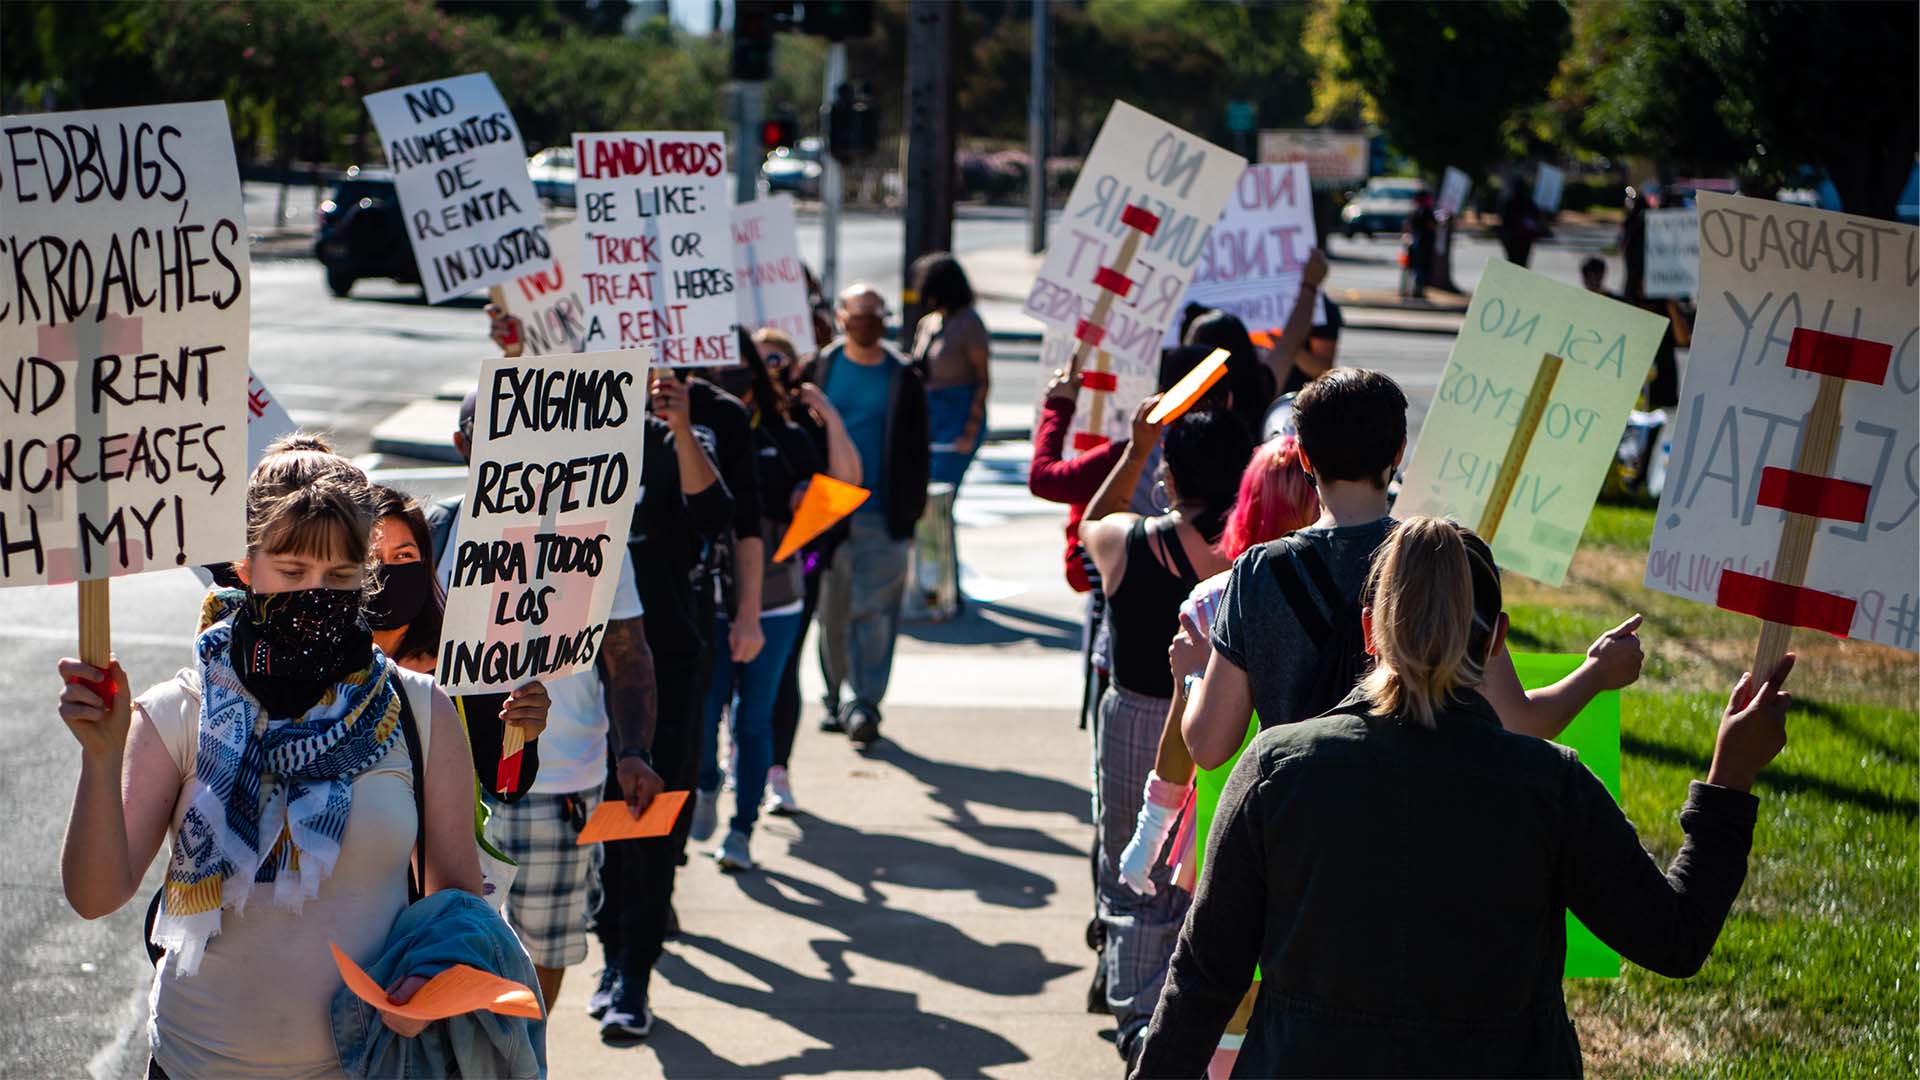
[[314, 167, 416, 297]]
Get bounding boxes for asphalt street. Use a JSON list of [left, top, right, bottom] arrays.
[[0, 196, 1553, 1076]]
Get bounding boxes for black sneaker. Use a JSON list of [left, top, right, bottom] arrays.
[[587, 967, 618, 1020], [845, 703, 881, 746], [600, 984, 655, 1040], [818, 700, 845, 733]]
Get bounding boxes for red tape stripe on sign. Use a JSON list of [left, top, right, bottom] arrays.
[[1081, 370, 1118, 392], [1119, 204, 1161, 236], [1756, 467, 1872, 523], [1093, 266, 1133, 297], [1075, 319, 1106, 346], [1716, 570, 1856, 637], [1072, 432, 1110, 451], [1785, 327, 1892, 385]]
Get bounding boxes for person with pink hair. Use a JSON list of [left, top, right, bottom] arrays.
[[1116, 436, 1321, 895]]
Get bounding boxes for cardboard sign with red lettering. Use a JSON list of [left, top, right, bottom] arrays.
[[573, 132, 738, 367], [733, 194, 813, 345], [0, 101, 250, 587], [493, 221, 588, 357], [1167, 162, 1322, 345], [1645, 194, 1918, 651]]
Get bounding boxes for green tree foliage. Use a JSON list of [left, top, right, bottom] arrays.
[[1334, 0, 1570, 180]]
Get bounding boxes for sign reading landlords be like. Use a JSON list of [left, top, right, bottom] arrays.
[[363, 73, 553, 304]]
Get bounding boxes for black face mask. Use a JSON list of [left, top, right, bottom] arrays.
[[366, 560, 434, 631], [231, 587, 373, 719], [712, 367, 755, 401]]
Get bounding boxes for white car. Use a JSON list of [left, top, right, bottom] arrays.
[[761, 139, 824, 199], [1341, 177, 1429, 238], [527, 146, 576, 207]]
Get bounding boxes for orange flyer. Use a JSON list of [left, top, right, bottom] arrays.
[[1146, 347, 1230, 424], [330, 943, 543, 1021], [773, 476, 870, 562], [574, 789, 691, 845]]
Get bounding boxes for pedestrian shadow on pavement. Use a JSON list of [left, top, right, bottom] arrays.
[[784, 814, 1055, 908], [869, 742, 1090, 859], [901, 599, 1082, 650], [734, 869, 1079, 998], [649, 932, 1028, 1076]]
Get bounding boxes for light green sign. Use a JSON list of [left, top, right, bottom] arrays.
[[1396, 260, 1665, 585]]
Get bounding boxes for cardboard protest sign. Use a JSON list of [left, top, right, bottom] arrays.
[[1024, 101, 1243, 453], [362, 74, 552, 305], [1396, 260, 1666, 585], [733, 194, 814, 343], [1438, 167, 1472, 217], [574, 131, 737, 366], [1168, 163, 1323, 344], [437, 349, 651, 692], [1029, 326, 1158, 453], [1646, 194, 1918, 654], [0, 101, 250, 589], [1533, 163, 1565, 215], [491, 221, 588, 357], [244, 371, 297, 465], [1643, 208, 1700, 300]]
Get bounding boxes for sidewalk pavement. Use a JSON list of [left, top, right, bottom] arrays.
[[545, 446, 1115, 1078]]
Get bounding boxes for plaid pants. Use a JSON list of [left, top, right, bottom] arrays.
[[1095, 684, 1191, 1040]]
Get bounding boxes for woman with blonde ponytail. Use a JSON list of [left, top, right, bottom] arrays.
[[1134, 516, 1798, 1079]]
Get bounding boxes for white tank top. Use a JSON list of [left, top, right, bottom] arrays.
[[137, 665, 434, 1079]]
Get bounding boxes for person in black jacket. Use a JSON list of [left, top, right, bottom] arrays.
[[806, 283, 930, 747], [1135, 517, 1794, 1079]]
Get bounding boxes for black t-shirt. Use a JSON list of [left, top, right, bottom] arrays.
[[688, 378, 762, 545], [629, 415, 734, 664]]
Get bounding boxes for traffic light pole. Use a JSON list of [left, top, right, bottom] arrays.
[[820, 42, 846, 301], [901, 0, 956, 349], [1027, 0, 1050, 255], [735, 81, 764, 207]]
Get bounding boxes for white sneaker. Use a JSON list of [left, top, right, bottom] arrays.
[[690, 789, 719, 843], [713, 829, 755, 872], [764, 766, 798, 816]]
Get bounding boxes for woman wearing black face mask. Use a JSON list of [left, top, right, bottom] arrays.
[[54, 434, 545, 1077]]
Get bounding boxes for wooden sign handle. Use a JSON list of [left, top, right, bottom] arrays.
[[1476, 353, 1564, 544], [1749, 372, 1847, 677], [78, 577, 111, 672], [1067, 225, 1148, 376], [1086, 350, 1113, 436]]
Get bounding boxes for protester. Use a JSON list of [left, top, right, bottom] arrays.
[[694, 329, 860, 868], [1115, 436, 1320, 899], [482, 308, 734, 1039], [1182, 368, 1647, 775], [1620, 185, 1651, 301], [1183, 311, 1271, 439], [1135, 517, 1794, 1078], [367, 487, 445, 677], [1404, 189, 1437, 297], [758, 326, 862, 816], [909, 252, 992, 488], [809, 283, 930, 746], [55, 434, 518, 1076], [1500, 179, 1541, 267], [1080, 405, 1256, 1066], [419, 401, 663, 1018]]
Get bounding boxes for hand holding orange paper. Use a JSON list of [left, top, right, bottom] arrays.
[[1146, 347, 1229, 424], [330, 944, 542, 1022], [773, 476, 870, 562], [575, 789, 691, 844]]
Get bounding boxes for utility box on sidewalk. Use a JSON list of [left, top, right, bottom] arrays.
[[905, 482, 960, 622]]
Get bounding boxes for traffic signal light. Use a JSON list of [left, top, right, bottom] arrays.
[[732, 0, 782, 81], [762, 114, 799, 150], [825, 82, 878, 163], [800, 0, 873, 40]]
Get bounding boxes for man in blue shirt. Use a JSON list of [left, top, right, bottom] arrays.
[[809, 284, 929, 745]]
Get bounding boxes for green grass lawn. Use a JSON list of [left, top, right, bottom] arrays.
[[1513, 499, 1918, 1076]]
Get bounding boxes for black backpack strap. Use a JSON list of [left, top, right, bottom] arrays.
[[1268, 541, 1333, 641], [1294, 542, 1346, 613], [395, 669, 427, 905], [1152, 516, 1201, 587]]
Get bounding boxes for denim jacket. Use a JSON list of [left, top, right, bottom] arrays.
[[331, 889, 547, 1079], [1135, 689, 1758, 1079]]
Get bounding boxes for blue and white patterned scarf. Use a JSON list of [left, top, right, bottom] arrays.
[[153, 620, 403, 976]]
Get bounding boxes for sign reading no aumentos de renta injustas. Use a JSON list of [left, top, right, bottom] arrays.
[[362, 73, 553, 304], [573, 132, 738, 367]]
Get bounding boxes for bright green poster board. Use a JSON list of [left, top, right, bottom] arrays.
[[1513, 651, 1622, 979], [1187, 654, 1622, 979]]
